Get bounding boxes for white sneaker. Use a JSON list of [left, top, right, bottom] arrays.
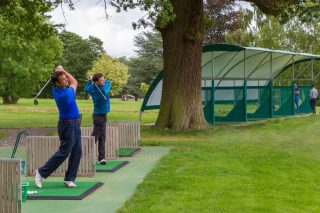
[[35, 170, 43, 188], [64, 181, 77, 188], [99, 159, 107, 165]]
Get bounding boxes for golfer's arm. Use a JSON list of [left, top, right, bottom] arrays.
[[104, 80, 112, 93], [84, 80, 93, 93], [64, 71, 78, 90]]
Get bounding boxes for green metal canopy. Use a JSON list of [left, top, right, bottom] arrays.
[[202, 44, 320, 81], [140, 44, 320, 119]]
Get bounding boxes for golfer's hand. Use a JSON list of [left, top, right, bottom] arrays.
[[55, 66, 65, 73]]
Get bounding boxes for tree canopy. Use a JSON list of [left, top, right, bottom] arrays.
[[0, 0, 62, 104], [58, 31, 104, 97], [88, 53, 129, 96], [124, 31, 163, 98]]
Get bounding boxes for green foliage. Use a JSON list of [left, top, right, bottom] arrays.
[[0, 0, 56, 39], [226, 6, 320, 51], [0, 1, 63, 104], [124, 30, 163, 98], [140, 82, 149, 94], [58, 31, 104, 97], [112, 0, 176, 30], [204, 0, 241, 44], [88, 53, 129, 95]]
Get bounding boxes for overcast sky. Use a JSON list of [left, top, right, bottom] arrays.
[[49, 1, 147, 58], [49, 1, 251, 58]]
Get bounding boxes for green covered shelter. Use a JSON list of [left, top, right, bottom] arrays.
[[141, 44, 320, 124]]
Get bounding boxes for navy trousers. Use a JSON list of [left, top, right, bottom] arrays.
[[38, 120, 82, 181], [92, 114, 107, 161]]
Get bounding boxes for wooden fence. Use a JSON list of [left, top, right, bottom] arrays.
[[80, 127, 119, 159], [107, 121, 140, 148], [0, 159, 21, 213], [26, 136, 96, 177]]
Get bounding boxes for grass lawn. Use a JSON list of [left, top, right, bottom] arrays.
[[0, 98, 158, 128], [1, 98, 320, 212], [119, 116, 320, 212]]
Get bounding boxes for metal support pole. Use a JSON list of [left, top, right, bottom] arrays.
[[244, 50, 247, 122], [270, 53, 273, 118], [211, 80, 215, 125]]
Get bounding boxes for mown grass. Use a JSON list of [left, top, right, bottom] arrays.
[[2, 98, 320, 212], [0, 98, 158, 128], [119, 115, 320, 212]]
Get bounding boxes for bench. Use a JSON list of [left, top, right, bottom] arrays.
[[80, 127, 119, 159], [26, 136, 96, 177], [0, 159, 21, 213]]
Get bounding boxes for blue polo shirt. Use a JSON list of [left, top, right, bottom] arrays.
[[52, 87, 80, 119], [294, 87, 299, 99], [84, 80, 111, 114]]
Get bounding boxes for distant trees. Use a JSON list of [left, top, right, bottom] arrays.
[[124, 30, 163, 100], [58, 31, 105, 97], [88, 53, 129, 96], [204, 0, 241, 44]]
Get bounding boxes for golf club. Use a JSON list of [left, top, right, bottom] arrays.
[[34, 65, 63, 105], [34, 78, 51, 105], [94, 84, 107, 100]]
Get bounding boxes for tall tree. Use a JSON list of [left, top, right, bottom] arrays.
[[112, 0, 320, 130], [0, 0, 62, 104], [204, 0, 241, 44]]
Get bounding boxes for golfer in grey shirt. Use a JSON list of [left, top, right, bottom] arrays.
[[310, 85, 318, 113]]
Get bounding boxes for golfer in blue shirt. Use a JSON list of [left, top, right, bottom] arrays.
[[84, 73, 111, 164], [35, 66, 81, 188]]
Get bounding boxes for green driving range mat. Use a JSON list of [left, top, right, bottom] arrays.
[[96, 160, 129, 172], [27, 181, 103, 200], [117, 147, 141, 157]]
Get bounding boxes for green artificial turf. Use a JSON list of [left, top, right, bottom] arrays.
[[117, 148, 140, 157], [96, 160, 129, 172], [27, 181, 101, 197]]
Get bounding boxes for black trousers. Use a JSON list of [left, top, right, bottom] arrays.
[[310, 98, 317, 113], [92, 114, 107, 161]]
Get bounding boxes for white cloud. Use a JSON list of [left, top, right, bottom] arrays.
[[49, 2, 147, 58]]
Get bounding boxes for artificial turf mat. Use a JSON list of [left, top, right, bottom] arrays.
[[117, 147, 141, 157], [96, 160, 129, 172], [26, 181, 103, 200]]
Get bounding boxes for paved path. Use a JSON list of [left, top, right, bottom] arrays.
[[0, 146, 170, 213]]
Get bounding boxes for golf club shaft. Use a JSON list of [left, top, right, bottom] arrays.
[[34, 78, 51, 99], [95, 84, 107, 100]]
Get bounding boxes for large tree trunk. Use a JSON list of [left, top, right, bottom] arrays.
[[156, 0, 207, 130], [2, 94, 19, 104]]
